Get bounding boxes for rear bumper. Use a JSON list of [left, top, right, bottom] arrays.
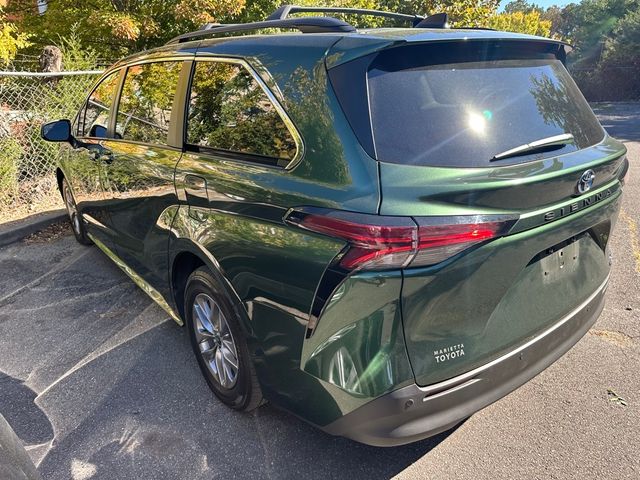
[[321, 275, 609, 447]]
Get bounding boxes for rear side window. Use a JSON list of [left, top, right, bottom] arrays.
[[79, 70, 120, 138], [334, 42, 604, 167], [186, 61, 297, 163], [115, 61, 182, 144]]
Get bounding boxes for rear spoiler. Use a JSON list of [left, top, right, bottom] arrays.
[[326, 34, 572, 69]]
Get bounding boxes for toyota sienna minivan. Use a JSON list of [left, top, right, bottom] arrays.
[[41, 5, 628, 446]]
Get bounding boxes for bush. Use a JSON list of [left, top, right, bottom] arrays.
[[0, 137, 22, 206]]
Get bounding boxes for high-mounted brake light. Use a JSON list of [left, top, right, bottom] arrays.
[[285, 208, 516, 272]]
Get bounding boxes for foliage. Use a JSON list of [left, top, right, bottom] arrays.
[[556, 0, 635, 64], [8, 0, 245, 59], [188, 62, 296, 160], [488, 10, 551, 36], [0, 136, 21, 205], [601, 6, 640, 66], [502, 0, 640, 100], [503, 0, 543, 14], [237, 0, 383, 25], [9, 0, 557, 59], [528, 71, 601, 147], [56, 25, 100, 71], [116, 62, 182, 144], [381, 0, 499, 25], [575, 6, 640, 100], [0, 12, 31, 65]]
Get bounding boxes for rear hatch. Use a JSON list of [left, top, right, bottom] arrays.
[[328, 38, 627, 386]]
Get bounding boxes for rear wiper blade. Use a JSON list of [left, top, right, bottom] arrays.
[[490, 133, 575, 162]]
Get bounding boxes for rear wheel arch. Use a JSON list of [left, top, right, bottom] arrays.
[[171, 250, 205, 321], [169, 243, 249, 333]]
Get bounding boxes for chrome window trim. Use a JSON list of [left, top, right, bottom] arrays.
[[189, 54, 305, 170]]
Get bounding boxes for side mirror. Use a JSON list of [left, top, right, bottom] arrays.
[[89, 124, 107, 138], [41, 119, 72, 143]]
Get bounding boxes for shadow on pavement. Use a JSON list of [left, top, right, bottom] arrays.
[[0, 373, 53, 446], [33, 323, 457, 480], [0, 236, 457, 479], [593, 103, 640, 142]]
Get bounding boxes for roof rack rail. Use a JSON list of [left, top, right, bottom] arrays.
[[267, 4, 424, 26], [166, 5, 450, 45], [166, 16, 356, 44]]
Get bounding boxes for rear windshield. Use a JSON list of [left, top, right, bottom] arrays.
[[364, 45, 604, 167]]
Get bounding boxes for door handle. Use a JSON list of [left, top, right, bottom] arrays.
[[184, 175, 208, 217]]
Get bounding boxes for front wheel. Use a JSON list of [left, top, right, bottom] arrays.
[[61, 177, 92, 245], [185, 267, 263, 411]]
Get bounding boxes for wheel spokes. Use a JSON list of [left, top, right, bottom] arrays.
[[192, 293, 239, 390], [221, 338, 238, 369], [211, 302, 222, 333], [194, 296, 215, 338], [214, 348, 226, 387]]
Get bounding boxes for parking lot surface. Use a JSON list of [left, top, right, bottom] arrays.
[[0, 105, 638, 479]]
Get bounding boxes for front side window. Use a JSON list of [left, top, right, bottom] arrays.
[[79, 70, 120, 138], [115, 61, 182, 144], [186, 61, 297, 163]]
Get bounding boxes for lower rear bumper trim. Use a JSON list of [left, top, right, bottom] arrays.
[[321, 275, 609, 446]]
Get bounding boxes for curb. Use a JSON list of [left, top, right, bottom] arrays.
[[0, 209, 67, 248]]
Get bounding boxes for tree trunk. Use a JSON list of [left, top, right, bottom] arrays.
[[39, 46, 62, 73]]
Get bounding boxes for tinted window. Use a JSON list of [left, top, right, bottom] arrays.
[[186, 61, 296, 162], [79, 70, 120, 138], [366, 47, 604, 167], [116, 61, 182, 144]]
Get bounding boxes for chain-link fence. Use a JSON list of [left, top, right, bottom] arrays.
[[0, 70, 102, 224]]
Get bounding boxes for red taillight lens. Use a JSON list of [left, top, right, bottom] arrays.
[[285, 210, 417, 271], [412, 221, 506, 267], [285, 208, 515, 271]]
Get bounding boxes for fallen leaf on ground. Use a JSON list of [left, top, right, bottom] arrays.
[[607, 389, 628, 406]]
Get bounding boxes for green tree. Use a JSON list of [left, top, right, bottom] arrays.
[[503, 0, 543, 14], [488, 10, 551, 36], [9, 0, 245, 59], [590, 6, 640, 99], [601, 6, 640, 66], [0, 10, 31, 65], [558, 0, 635, 64], [382, 0, 500, 26]]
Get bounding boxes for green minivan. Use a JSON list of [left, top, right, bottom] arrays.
[[41, 5, 628, 446]]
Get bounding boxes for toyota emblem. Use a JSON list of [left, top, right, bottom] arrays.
[[577, 169, 596, 194]]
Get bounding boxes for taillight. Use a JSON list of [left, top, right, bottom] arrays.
[[412, 220, 507, 267], [284, 207, 516, 272]]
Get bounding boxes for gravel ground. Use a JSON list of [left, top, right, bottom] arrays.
[[0, 105, 638, 480]]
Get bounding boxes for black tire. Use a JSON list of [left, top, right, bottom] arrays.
[[185, 267, 262, 411], [61, 177, 92, 245]]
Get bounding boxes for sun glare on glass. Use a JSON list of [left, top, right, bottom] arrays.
[[467, 111, 487, 134]]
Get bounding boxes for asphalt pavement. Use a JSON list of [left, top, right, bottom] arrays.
[[0, 105, 638, 480]]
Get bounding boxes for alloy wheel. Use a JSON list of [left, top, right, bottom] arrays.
[[192, 293, 240, 389]]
